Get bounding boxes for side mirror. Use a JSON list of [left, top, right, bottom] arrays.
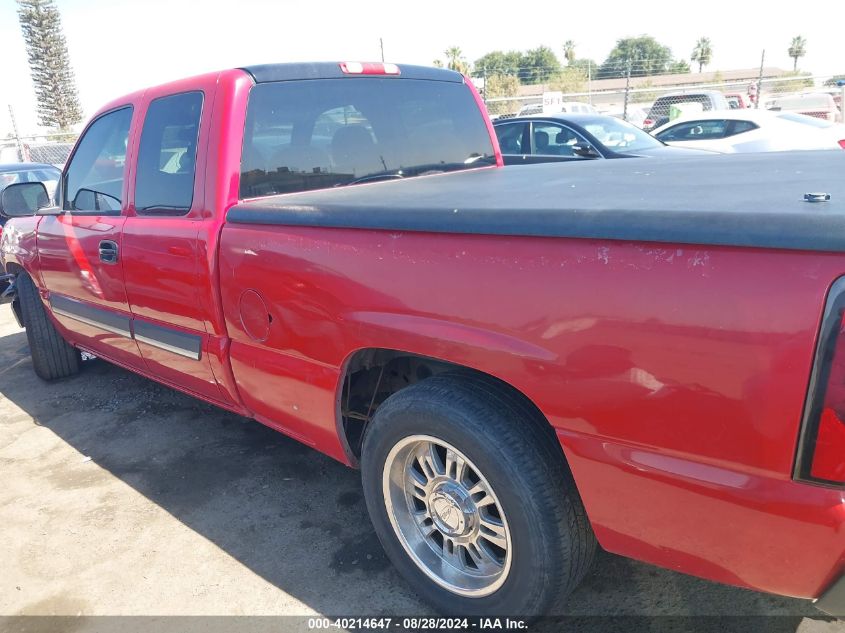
[[0, 182, 50, 218], [572, 143, 600, 158]]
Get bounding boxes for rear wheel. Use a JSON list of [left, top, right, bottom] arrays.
[[361, 373, 595, 616], [16, 273, 80, 380]]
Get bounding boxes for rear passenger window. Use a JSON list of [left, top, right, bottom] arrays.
[[531, 123, 589, 157], [727, 120, 758, 136], [240, 78, 496, 198], [134, 91, 203, 215], [64, 107, 132, 214]]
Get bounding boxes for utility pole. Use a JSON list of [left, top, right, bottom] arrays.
[[623, 60, 632, 121], [8, 105, 24, 162], [380, 38, 385, 62], [755, 50, 765, 109]]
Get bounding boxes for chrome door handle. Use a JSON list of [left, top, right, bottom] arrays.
[[99, 240, 119, 264]]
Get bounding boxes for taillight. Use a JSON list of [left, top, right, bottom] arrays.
[[339, 62, 400, 75], [811, 407, 845, 481], [796, 277, 845, 485], [643, 119, 654, 129], [838, 140, 845, 150]]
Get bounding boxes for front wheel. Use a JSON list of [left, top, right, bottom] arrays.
[[16, 273, 80, 380], [361, 373, 595, 616]]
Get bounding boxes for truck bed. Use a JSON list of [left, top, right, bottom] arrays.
[[229, 150, 845, 252]]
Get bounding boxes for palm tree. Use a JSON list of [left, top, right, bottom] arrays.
[[690, 37, 712, 73], [444, 46, 469, 74], [563, 40, 576, 65], [788, 35, 807, 71]]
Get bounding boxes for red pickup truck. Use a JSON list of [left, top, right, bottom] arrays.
[[1, 62, 844, 617]]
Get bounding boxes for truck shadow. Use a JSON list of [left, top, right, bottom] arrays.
[[0, 328, 833, 630]]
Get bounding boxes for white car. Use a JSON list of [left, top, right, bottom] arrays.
[[651, 109, 845, 153]]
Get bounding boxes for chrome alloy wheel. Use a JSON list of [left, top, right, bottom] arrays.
[[382, 435, 512, 597]]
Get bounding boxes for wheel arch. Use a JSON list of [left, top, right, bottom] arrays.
[[336, 347, 564, 469]]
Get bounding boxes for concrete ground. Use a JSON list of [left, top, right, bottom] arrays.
[[0, 307, 841, 633]]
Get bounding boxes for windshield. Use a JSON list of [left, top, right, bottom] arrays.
[[240, 78, 496, 198], [776, 112, 834, 128], [579, 116, 664, 151]]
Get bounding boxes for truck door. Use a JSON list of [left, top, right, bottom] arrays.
[[37, 105, 145, 368], [120, 86, 233, 406]]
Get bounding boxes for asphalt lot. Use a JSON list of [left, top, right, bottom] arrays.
[[0, 307, 842, 633]]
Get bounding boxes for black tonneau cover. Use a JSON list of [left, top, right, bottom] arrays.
[[228, 151, 845, 253]]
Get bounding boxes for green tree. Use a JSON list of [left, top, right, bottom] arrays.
[[483, 74, 521, 115], [432, 59, 443, 68], [597, 35, 674, 79], [548, 67, 587, 94], [17, 0, 82, 131], [562, 40, 576, 65], [788, 35, 806, 71], [670, 59, 691, 74], [690, 37, 712, 73], [473, 50, 524, 77], [444, 46, 470, 74], [521, 46, 562, 84], [570, 58, 597, 76]]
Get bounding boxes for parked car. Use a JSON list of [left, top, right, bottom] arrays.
[[768, 92, 840, 122], [642, 90, 731, 131], [0, 162, 61, 236], [0, 163, 59, 300], [517, 101, 597, 116], [652, 109, 845, 153], [2, 61, 845, 619], [493, 113, 711, 165]]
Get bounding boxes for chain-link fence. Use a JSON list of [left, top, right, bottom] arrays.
[[481, 66, 845, 129], [1, 133, 77, 166]]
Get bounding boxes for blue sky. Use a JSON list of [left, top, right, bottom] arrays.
[[1, 0, 842, 135]]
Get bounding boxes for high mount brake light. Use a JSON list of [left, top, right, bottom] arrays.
[[796, 277, 845, 486], [339, 62, 400, 75]]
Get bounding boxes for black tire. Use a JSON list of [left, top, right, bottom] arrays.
[[16, 273, 80, 380], [361, 372, 595, 616]]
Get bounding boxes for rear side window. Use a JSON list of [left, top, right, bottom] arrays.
[[531, 123, 589, 157], [240, 78, 496, 198], [727, 120, 759, 136], [135, 91, 203, 215], [64, 107, 132, 214], [656, 120, 728, 141]]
